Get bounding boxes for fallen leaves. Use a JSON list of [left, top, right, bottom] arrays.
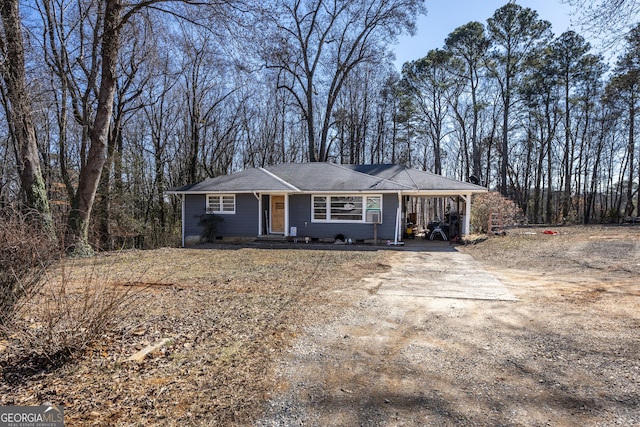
[[1, 247, 386, 426]]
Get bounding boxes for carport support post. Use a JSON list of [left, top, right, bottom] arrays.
[[463, 193, 471, 235]]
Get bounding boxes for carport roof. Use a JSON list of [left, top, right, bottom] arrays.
[[167, 163, 486, 194], [343, 164, 485, 193]]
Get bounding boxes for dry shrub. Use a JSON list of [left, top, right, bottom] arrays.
[[471, 192, 526, 234], [1, 208, 142, 369], [0, 208, 59, 328], [11, 260, 141, 359]]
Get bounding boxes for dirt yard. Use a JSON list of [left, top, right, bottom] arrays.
[[1, 225, 639, 426]]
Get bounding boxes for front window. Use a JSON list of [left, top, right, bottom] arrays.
[[330, 196, 363, 221], [313, 196, 327, 221], [312, 195, 381, 222], [206, 194, 235, 214]]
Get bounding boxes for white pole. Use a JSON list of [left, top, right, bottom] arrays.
[[257, 193, 262, 236], [396, 191, 406, 244], [393, 193, 398, 244], [181, 195, 185, 247], [284, 194, 290, 237], [464, 193, 472, 235]]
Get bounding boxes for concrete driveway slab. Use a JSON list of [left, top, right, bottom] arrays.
[[374, 248, 518, 301]]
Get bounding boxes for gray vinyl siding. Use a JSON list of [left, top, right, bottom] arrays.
[[184, 193, 258, 240], [288, 194, 398, 241], [184, 192, 398, 242]]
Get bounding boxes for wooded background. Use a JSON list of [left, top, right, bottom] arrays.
[[1, 0, 639, 251]]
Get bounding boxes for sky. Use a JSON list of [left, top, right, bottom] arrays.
[[393, 0, 582, 70]]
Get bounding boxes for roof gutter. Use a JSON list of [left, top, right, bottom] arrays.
[[402, 189, 487, 197]]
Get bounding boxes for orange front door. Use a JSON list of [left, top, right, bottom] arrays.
[[271, 195, 285, 233]]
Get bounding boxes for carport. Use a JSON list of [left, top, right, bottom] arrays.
[[403, 193, 472, 241], [343, 165, 486, 243]]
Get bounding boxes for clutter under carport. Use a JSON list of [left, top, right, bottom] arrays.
[[424, 212, 460, 241]]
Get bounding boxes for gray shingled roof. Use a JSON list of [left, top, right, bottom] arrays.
[[262, 163, 415, 192], [168, 168, 294, 193], [167, 163, 486, 194], [344, 164, 484, 193]]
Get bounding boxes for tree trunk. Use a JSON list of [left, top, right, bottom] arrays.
[[625, 98, 636, 217], [470, 69, 481, 179], [533, 126, 546, 223], [545, 135, 554, 224], [0, 0, 54, 234], [500, 74, 510, 196], [305, 72, 317, 162], [561, 78, 573, 222], [67, 0, 122, 255], [586, 130, 605, 224]]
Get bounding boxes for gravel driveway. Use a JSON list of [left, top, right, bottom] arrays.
[[5, 227, 635, 425], [258, 240, 640, 426]]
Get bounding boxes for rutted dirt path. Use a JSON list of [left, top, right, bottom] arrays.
[[258, 231, 640, 426]]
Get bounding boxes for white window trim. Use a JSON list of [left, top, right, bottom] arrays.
[[206, 194, 236, 214], [311, 195, 382, 223]]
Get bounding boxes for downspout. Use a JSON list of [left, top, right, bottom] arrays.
[[254, 192, 262, 236], [395, 192, 402, 244], [284, 193, 290, 237], [181, 195, 185, 248]]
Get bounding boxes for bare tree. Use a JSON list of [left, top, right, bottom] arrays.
[[333, 63, 382, 164], [140, 46, 182, 245], [34, 0, 236, 254], [0, 0, 53, 233], [551, 31, 592, 221], [262, 0, 424, 162], [606, 24, 640, 218], [562, 0, 640, 47], [520, 47, 561, 223], [401, 49, 457, 174], [95, 14, 157, 250]]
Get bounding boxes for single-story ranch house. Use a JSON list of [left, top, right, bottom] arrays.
[[167, 163, 487, 246]]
